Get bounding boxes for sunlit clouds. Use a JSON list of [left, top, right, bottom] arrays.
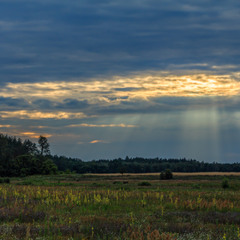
[[67, 123, 137, 128], [20, 132, 52, 139], [0, 125, 14, 128], [0, 129, 52, 139], [0, 71, 240, 124], [1, 72, 240, 105], [0, 110, 87, 119], [90, 140, 109, 144]]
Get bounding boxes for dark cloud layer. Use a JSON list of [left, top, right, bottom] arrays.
[[0, 97, 29, 109], [32, 99, 89, 110], [1, 0, 240, 83]]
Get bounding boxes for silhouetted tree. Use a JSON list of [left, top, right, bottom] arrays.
[[38, 136, 50, 156], [120, 166, 126, 175], [23, 139, 39, 155]]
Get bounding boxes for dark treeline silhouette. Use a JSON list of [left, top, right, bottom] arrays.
[[1, 133, 240, 176], [52, 155, 240, 174], [0, 134, 57, 177]]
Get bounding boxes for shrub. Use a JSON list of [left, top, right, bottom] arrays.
[[160, 169, 173, 180], [3, 178, 10, 184], [222, 177, 229, 189], [138, 181, 151, 186], [65, 169, 71, 174], [113, 181, 121, 184], [192, 184, 201, 189]]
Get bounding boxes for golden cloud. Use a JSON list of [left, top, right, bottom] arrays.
[[90, 140, 108, 144], [0, 129, 52, 139], [0, 125, 14, 128], [68, 123, 137, 128], [20, 132, 52, 139], [1, 72, 240, 106], [0, 110, 87, 119]]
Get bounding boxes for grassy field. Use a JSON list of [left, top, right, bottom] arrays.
[[1, 173, 240, 239]]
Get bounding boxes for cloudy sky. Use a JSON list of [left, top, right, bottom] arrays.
[[1, 0, 240, 162]]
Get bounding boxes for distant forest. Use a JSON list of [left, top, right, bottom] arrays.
[[1, 133, 240, 177], [52, 156, 240, 174]]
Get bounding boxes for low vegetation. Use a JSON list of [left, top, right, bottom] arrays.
[[1, 133, 240, 239], [0, 173, 239, 239], [160, 169, 173, 180]]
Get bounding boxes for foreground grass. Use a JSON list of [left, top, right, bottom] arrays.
[[1, 173, 240, 239]]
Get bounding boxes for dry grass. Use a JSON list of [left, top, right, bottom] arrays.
[[173, 172, 240, 176], [86, 172, 240, 176]]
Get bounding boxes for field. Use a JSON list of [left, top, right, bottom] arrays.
[[1, 173, 240, 239]]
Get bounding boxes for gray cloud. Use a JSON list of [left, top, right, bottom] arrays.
[[32, 98, 89, 110], [0, 97, 29, 109], [32, 99, 54, 109], [0, 0, 240, 84], [57, 99, 89, 109], [114, 87, 142, 92]]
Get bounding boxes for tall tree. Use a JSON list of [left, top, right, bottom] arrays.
[[38, 136, 50, 156], [23, 139, 39, 155]]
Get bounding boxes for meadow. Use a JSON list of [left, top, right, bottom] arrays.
[[0, 173, 240, 239]]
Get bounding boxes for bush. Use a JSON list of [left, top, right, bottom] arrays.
[[192, 183, 201, 189], [113, 181, 121, 184], [160, 169, 173, 180], [0, 178, 10, 184], [3, 178, 10, 184], [65, 169, 71, 174], [222, 177, 229, 189], [138, 181, 151, 186], [160, 171, 166, 180]]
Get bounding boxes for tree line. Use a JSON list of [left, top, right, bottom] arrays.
[[0, 134, 57, 177], [52, 155, 240, 174], [1, 133, 240, 177]]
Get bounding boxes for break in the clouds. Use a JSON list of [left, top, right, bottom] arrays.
[[1, 0, 240, 162]]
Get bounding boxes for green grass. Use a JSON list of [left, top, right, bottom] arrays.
[[1, 173, 240, 239]]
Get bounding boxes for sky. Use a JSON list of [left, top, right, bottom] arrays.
[[1, 0, 240, 162]]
